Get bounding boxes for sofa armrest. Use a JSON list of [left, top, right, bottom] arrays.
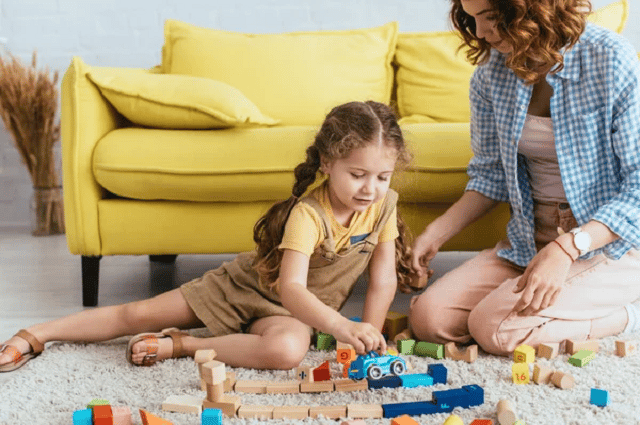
[[61, 57, 124, 255]]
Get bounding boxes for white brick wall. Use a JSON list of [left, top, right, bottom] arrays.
[[0, 0, 637, 226]]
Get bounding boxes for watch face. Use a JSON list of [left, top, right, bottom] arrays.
[[574, 232, 591, 250]]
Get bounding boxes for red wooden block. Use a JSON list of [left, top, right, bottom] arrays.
[[313, 360, 331, 381], [93, 405, 114, 425], [470, 420, 494, 425]]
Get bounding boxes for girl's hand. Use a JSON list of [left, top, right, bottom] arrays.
[[512, 241, 573, 316], [331, 319, 387, 355]]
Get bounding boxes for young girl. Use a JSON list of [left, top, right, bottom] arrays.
[[409, 0, 640, 356], [0, 101, 417, 372]]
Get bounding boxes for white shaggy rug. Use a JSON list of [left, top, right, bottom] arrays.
[[1, 331, 639, 425]]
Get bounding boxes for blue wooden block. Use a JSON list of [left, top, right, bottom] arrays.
[[433, 388, 469, 409], [428, 363, 448, 384], [400, 373, 434, 388], [382, 400, 440, 418], [202, 408, 223, 425], [72, 409, 93, 425], [590, 388, 609, 407], [368, 374, 402, 389], [463, 384, 485, 407]]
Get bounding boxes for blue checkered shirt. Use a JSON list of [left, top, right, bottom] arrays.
[[466, 23, 640, 266]]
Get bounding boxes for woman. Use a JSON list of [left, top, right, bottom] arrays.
[[409, 0, 640, 356]]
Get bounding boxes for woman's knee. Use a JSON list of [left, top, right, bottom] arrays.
[[409, 293, 455, 343], [468, 305, 503, 355], [261, 332, 310, 369]]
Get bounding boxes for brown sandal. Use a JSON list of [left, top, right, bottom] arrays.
[[126, 327, 189, 366], [0, 329, 45, 372]]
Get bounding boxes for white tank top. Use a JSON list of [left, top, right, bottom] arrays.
[[517, 114, 567, 203]]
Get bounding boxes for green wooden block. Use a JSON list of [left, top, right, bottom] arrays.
[[87, 399, 110, 408], [316, 332, 336, 350], [569, 349, 595, 367], [397, 339, 416, 355], [413, 341, 444, 359]]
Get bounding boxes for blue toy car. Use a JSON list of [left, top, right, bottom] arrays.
[[348, 351, 407, 380]]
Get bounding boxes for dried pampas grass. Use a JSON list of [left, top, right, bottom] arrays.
[[0, 50, 64, 235]]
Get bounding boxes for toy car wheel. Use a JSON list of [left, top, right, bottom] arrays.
[[367, 365, 383, 380], [391, 360, 406, 376]]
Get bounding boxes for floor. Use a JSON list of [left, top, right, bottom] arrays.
[[0, 225, 476, 351]]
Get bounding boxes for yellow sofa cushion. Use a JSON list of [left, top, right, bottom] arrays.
[[87, 68, 278, 129], [394, 0, 628, 124], [92, 123, 472, 204], [161, 19, 398, 126]]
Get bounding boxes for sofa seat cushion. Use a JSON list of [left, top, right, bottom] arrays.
[[93, 123, 473, 203]]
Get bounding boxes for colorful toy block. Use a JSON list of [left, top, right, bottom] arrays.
[[569, 349, 595, 367], [272, 406, 310, 419], [162, 394, 203, 414], [414, 341, 444, 359], [93, 404, 113, 425], [368, 374, 402, 389], [470, 420, 494, 425], [202, 394, 240, 417], [309, 405, 347, 419], [316, 332, 336, 350], [382, 385, 483, 417], [72, 409, 93, 425], [201, 408, 223, 425], [112, 406, 133, 425], [512, 362, 530, 384], [139, 409, 173, 425], [497, 400, 517, 425], [397, 339, 415, 355], [445, 342, 478, 363], [382, 400, 441, 417], [537, 342, 559, 359], [615, 340, 636, 357], [337, 342, 356, 364], [590, 388, 609, 407], [550, 371, 575, 389], [444, 414, 464, 425], [514, 344, 535, 363], [383, 311, 408, 340], [391, 414, 420, 425], [532, 363, 553, 385], [237, 404, 275, 419], [346, 403, 384, 418], [565, 339, 600, 354], [399, 373, 434, 388], [313, 360, 331, 381], [428, 363, 448, 384], [296, 365, 313, 382], [87, 399, 110, 408]]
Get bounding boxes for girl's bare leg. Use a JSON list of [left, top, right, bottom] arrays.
[[133, 315, 311, 369], [0, 288, 202, 366]]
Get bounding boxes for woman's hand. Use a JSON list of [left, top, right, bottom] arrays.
[[512, 241, 573, 316], [411, 227, 441, 278], [330, 319, 387, 355]]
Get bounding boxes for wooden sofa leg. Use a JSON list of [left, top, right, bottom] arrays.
[[81, 256, 101, 307], [149, 255, 178, 264]]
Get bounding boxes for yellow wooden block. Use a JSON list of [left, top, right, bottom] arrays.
[[512, 362, 530, 384], [443, 414, 464, 425], [514, 344, 535, 363]]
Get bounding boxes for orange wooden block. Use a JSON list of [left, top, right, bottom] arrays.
[[93, 405, 113, 425], [391, 414, 420, 425], [309, 405, 347, 419], [346, 403, 383, 418], [313, 360, 331, 381], [342, 362, 350, 378], [565, 339, 600, 355], [202, 395, 241, 417], [337, 343, 357, 364], [139, 409, 173, 425], [272, 405, 310, 419], [470, 420, 494, 425], [237, 405, 274, 419]]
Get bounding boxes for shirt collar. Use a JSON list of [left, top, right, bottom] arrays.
[[552, 42, 581, 82]]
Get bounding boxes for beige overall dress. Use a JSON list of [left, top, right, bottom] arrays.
[[180, 190, 398, 336]]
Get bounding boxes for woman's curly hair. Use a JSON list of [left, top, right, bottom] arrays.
[[450, 0, 591, 84], [253, 101, 419, 294]]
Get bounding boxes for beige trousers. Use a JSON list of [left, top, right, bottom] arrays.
[[409, 201, 640, 356]]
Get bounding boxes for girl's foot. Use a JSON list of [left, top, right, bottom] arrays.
[[0, 329, 45, 372], [127, 328, 190, 366]]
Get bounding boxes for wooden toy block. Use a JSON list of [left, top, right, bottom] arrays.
[[532, 363, 553, 385], [312, 360, 331, 381], [497, 399, 517, 425], [391, 414, 420, 425], [393, 328, 413, 343], [550, 370, 575, 389], [470, 420, 494, 425], [565, 339, 600, 354], [590, 388, 609, 407], [443, 414, 464, 425], [272, 405, 310, 419], [337, 343, 356, 364], [202, 395, 241, 417], [537, 342, 559, 359], [139, 409, 173, 425], [615, 340, 637, 357], [162, 394, 202, 414], [300, 380, 335, 393], [346, 403, 384, 418], [399, 373, 434, 388], [296, 365, 313, 382], [414, 341, 444, 359], [511, 362, 530, 384], [342, 362, 350, 378], [568, 349, 595, 367], [397, 339, 416, 355], [428, 363, 448, 384], [514, 344, 535, 363], [201, 360, 226, 385], [445, 342, 478, 363], [73, 409, 93, 425], [87, 399, 110, 408], [383, 311, 408, 340], [223, 371, 236, 392], [92, 404, 113, 425], [237, 404, 274, 419], [234, 379, 268, 393], [316, 332, 336, 350], [334, 378, 369, 392], [340, 420, 367, 425], [112, 406, 133, 425], [206, 383, 225, 402], [201, 408, 223, 425], [309, 405, 347, 419], [194, 349, 217, 366], [265, 381, 300, 394]]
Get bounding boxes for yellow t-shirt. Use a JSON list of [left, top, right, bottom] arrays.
[[279, 181, 399, 257]]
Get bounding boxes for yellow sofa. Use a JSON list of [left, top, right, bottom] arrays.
[[61, 2, 627, 306]]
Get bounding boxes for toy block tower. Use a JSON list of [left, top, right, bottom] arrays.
[[200, 359, 240, 417]]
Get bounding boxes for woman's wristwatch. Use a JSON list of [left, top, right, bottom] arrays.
[[569, 227, 592, 257]]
